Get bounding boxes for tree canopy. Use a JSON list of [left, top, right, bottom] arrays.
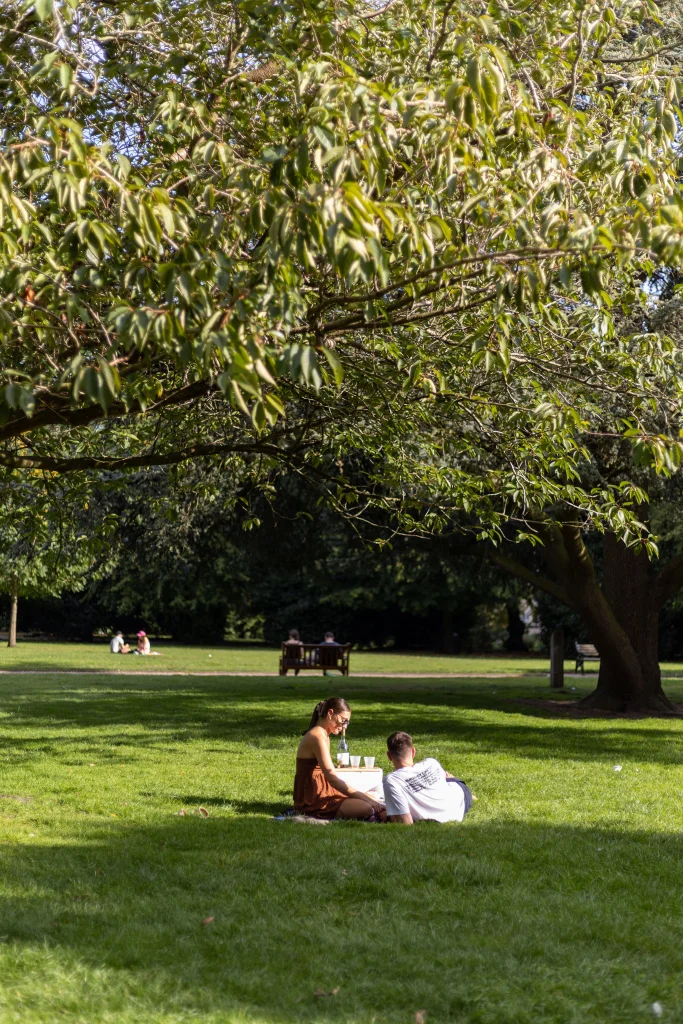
[[3, 0, 683, 540]]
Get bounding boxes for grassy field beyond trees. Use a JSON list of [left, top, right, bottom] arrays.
[[4, 641, 683, 680], [0, 669, 682, 1023]]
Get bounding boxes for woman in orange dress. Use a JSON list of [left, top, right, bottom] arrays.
[[294, 697, 385, 820]]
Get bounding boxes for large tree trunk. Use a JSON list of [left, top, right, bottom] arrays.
[[7, 577, 18, 649], [492, 523, 678, 714], [578, 535, 670, 712]]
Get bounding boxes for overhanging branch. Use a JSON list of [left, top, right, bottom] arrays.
[[0, 439, 293, 473], [489, 549, 575, 608], [0, 380, 217, 443]]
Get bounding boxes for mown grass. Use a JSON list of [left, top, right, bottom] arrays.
[[0, 671, 682, 1023], [5, 639, 683, 678]]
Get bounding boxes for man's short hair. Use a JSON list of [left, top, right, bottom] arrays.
[[387, 731, 413, 756], [324, 631, 334, 639]]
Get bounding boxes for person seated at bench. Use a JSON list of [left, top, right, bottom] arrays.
[[320, 631, 340, 676], [283, 629, 304, 675], [294, 697, 385, 820], [110, 631, 130, 654], [383, 731, 473, 825]]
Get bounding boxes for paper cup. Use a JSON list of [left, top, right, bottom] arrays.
[[350, 755, 361, 767], [363, 756, 375, 768]]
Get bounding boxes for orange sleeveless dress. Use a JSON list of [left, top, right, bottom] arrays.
[[293, 757, 346, 818]]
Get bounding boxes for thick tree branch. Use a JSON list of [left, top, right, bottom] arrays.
[[0, 380, 217, 443], [600, 39, 683, 64], [0, 439, 294, 473], [489, 549, 575, 608]]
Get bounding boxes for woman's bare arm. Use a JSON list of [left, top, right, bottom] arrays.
[[311, 732, 362, 797], [312, 733, 383, 809]]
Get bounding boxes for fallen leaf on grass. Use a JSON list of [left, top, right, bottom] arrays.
[[201, 916, 215, 927], [415, 1012, 428, 1024], [174, 809, 187, 816], [88, 763, 96, 767], [314, 988, 340, 997], [198, 806, 209, 817], [342, 869, 348, 876]]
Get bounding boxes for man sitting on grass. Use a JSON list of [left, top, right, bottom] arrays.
[[110, 631, 130, 654], [383, 731, 473, 825]]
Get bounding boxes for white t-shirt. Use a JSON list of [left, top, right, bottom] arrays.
[[383, 758, 465, 823], [110, 635, 123, 653]]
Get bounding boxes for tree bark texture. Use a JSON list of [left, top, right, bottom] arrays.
[[8, 577, 18, 649], [550, 628, 564, 689], [493, 523, 678, 713]]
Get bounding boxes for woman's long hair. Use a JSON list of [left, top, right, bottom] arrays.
[[304, 697, 350, 734]]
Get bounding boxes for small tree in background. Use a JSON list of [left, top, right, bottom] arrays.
[[0, 474, 116, 646]]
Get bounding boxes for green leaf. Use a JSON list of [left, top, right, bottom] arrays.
[[321, 347, 343, 387], [35, 0, 53, 20]]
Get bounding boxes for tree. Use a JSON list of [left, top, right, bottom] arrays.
[[1, 0, 683, 503], [481, 294, 683, 712], [0, 472, 116, 645], [5, 0, 683, 706]]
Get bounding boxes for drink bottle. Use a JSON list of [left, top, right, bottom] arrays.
[[337, 726, 349, 766]]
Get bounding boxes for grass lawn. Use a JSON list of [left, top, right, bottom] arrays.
[[5, 639, 683, 678], [0, 670, 683, 1023]]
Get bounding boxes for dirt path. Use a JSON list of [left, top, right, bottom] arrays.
[[0, 669, 543, 679]]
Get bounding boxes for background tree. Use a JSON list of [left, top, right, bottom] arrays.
[[0, 472, 116, 645]]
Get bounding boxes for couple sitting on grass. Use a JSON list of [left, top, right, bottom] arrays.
[[294, 697, 473, 824]]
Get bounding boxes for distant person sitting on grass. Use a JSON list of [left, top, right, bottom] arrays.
[[136, 631, 151, 655], [383, 731, 473, 825], [283, 629, 304, 676], [110, 631, 130, 654], [133, 631, 161, 656]]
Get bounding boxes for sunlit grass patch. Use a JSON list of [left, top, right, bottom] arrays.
[[0, 673, 681, 1022]]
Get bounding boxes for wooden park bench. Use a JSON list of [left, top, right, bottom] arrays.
[[575, 642, 600, 674], [279, 643, 351, 676]]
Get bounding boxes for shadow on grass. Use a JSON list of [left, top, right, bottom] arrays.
[[170, 794, 288, 814], [2, 814, 683, 1023], [1, 677, 683, 767]]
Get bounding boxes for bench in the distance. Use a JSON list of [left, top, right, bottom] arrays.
[[279, 643, 351, 676], [575, 642, 600, 674]]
